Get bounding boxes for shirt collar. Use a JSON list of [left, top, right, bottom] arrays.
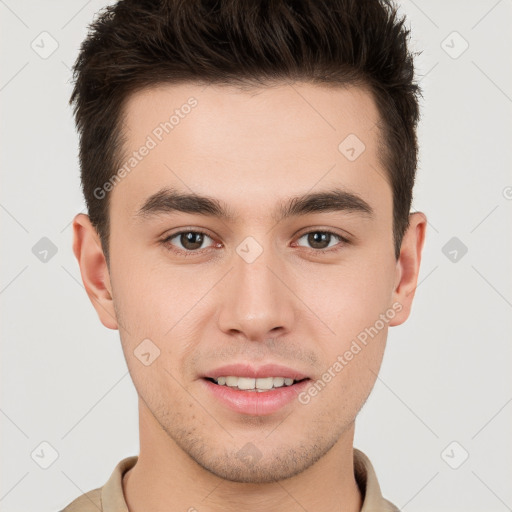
[[354, 448, 399, 511]]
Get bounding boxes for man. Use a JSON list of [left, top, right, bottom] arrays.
[[64, 0, 426, 510]]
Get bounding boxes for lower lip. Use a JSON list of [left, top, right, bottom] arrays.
[[201, 378, 311, 416]]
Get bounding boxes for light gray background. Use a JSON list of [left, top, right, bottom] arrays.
[[1, 1, 511, 511]]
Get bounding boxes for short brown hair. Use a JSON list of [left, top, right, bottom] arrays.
[[70, 0, 421, 265]]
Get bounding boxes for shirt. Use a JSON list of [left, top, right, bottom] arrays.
[[60, 448, 399, 511]]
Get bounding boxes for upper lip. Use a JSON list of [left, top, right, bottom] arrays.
[[203, 363, 310, 381]]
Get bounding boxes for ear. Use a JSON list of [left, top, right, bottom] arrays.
[[389, 212, 427, 326], [72, 213, 118, 330]]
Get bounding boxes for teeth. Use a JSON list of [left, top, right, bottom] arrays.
[[225, 376, 238, 387], [212, 376, 301, 391], [237, 377, 256, 390], [254, 377, 274, 390], [273, 377, 285, 387]]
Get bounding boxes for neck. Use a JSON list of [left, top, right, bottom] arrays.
[[123, 398, 363, 512]]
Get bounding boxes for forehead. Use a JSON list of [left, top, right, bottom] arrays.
[[111, 81, 389, 222]]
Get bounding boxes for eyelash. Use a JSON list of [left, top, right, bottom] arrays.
[[160, 229, 350, 257]]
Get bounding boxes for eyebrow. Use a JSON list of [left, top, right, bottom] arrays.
[[133, 186, 374, 223]]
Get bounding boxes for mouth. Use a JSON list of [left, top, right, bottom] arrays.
[[200, 363, 312, 415], [203, 376, 310, 392]]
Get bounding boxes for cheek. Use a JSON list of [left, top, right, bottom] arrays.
[[293, 258, 394, 407], [297, 257, 396, 340], [110, 255, 217, 378], [110, 248, 197, 332]]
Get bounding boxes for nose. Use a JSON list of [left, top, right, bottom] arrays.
[[216, 244, 296, 342]]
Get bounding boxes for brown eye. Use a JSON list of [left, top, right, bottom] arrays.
[[164, 231, 214, 252], [181, 232, 203, 250], [295, 230, 348, 253], [308, 232, 330, 249]]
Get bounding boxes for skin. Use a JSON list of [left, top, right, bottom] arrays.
[[72, 82, 426, 512]]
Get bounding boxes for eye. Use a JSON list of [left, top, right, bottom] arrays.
[[162, 230, 217, 254], [161, 228, 350, 257], [294, 230, 349, 253]]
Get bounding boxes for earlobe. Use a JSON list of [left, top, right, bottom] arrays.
[[72, 213, 119, 330], [389, 212, 427, 327]]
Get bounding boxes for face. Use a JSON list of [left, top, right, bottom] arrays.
[[73, 81, 425, 483]]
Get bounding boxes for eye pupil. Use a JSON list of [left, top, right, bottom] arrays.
[[181, 232, 204, 250], [308, 232, 330, 249]]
